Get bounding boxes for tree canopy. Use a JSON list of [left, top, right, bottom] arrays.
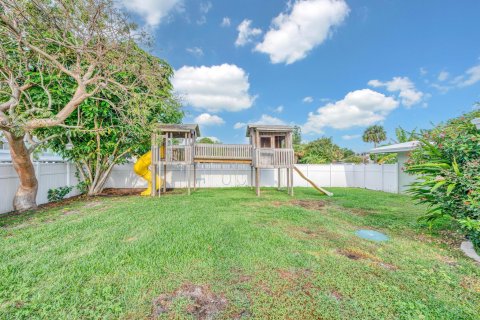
[[0, 0, 182, 209], [198, 137, 220, 144], [296, 137, 362, 164]]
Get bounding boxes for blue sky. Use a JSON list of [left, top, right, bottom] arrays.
[[119, 0, 480, 151]]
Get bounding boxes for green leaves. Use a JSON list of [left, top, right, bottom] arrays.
[[431, 180, 447, 192], [446, 183, 456, 195], [405, 110, 480, 251], [452, 158, 462, 176]]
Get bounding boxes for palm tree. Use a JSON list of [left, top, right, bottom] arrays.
[[362, 125, 387, 149]]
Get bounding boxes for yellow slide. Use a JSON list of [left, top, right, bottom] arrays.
[[293, 165, 333, 197], [134, 151, 162, 196]]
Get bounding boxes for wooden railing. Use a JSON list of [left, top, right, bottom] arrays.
[[195, 144, 252, 160], [165, 145, 193, 163], [161, 144, 293, 167], [254, 148, 294, 168]]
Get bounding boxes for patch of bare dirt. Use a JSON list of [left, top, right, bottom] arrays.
[[291, 200, 326, 211], [276, 268, 312, 282], [412, 230, 464, 248], [151, 283, 227, 320], [460, 276, 480, 293], [62, 209, 80, 216], [337, 248, 378, 261], [84, 201, 102, 208], [376, 262, 398, 271], [232, 309, 251, 319], [269, 201, 285, 207], [337, 248, 399, 271], [229, 268, 253, 285], [347, 208, 371, 216], [285, 226, 340, 243], [99, 188, 142, 196], [330, 290, 343, 301], [434, 253, 458, 266]]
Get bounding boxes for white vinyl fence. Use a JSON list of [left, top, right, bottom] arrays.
[[0, 162, 81, 214], [1, 162, 400, 214]]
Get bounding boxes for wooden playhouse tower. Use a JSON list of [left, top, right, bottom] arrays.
[[150, 124, 295, 196]]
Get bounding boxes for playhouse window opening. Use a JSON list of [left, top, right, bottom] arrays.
[[275, 136, 285, 148]]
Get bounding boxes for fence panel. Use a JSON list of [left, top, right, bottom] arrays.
[[0, 162, 79, 214]]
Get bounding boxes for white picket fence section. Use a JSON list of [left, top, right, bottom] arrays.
[[0, 162, 400, 214]]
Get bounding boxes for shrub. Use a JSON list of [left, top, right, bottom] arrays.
[[406, 110, 480, 252], [47, 186, 74, 202]]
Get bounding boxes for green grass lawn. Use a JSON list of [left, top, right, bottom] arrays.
[[1, 188, 479, 319]]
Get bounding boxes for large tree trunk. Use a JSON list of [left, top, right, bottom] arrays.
[[4, 131, 38, 211]]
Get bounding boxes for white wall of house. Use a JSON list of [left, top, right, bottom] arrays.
[[0, 162, 401, 215]]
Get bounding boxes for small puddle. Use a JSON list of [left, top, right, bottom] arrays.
[[355, 229, 389, 242]]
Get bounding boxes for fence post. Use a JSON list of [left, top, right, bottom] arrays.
[[329, 163, 332, 187], [363, 164, 366, 189], [35, 161, 40, 179], [66, 162, 71, 187], [381, 164, 384, 192]]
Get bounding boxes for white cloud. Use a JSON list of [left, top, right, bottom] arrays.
[[194, 113, 225, 126], [118, 0, 183, 27], [454, 64, 480, 87], [255, 0, 350, 64], [302, 89, 399, 134], [221, 17, 231, 27], [274, 105, 284, 113], [368, 77, 424, 107], [302, 96, 314, 103], [420, 67, 428, 76], [234, 114, 287, 129], [235, 19, 262, 47], [342, 134, 361, 140], [431, 83, 451, 94], [197, 1, 212, 25], [173, 64, 256, 113], [437, 71, 449, 82], [252, 114, 286, 125], [186, 47, 204, 57], [234, 122, 247, 129]]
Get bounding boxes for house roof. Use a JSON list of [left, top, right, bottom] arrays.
[[369, 141, 420, 154], [155, 124, 200, 137], [245, 124, 294, 137]]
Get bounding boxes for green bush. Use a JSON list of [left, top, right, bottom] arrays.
[[406, 110, 480, 252], [47, 186, 74, 202]]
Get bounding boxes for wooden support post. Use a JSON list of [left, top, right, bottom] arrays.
[[250, 166, 254, 189], [151, 145, 157, 197], [187, 164, 191, 195], [163, 162, 167, 193], [255, 167, 260, 196]]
